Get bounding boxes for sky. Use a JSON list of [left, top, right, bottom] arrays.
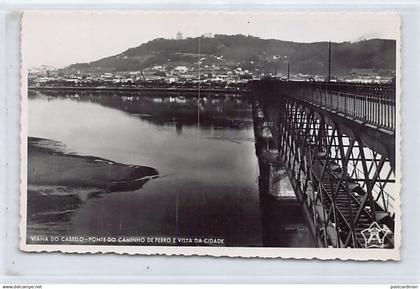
[[23, 11, 400, 68]]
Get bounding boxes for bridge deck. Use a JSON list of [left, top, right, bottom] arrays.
[[251, 80, 396, 131]]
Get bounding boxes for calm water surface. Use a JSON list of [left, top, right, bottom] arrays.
[[28, 91, 314, 247]]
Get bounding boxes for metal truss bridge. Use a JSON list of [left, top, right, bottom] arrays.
[[251, 80, 396, 248]]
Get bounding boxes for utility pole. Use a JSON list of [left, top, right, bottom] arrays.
[[197, 36, 201, 143], [287, 61, 290, 80], [328, 41, 331, 82]]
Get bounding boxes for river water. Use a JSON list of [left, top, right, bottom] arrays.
[[28, 90, 315, 247]]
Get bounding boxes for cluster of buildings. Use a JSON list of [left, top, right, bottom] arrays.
[[28, 62, 259, 89], [28, 62, 395, 88], [344, 69, 395, 84]]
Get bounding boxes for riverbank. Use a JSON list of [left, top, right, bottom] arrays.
[[28, 86, 249, 94], [27, 137, 159, 233]]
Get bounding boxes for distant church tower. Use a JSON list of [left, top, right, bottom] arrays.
[[176, 31, 184, 40]]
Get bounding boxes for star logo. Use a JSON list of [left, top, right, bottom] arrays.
[[361, 222, 389, 248]]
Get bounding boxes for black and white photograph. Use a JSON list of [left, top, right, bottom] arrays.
[[20, 11, 400, 259]]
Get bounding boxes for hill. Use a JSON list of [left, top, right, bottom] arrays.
[[67, 34, 396, 76]]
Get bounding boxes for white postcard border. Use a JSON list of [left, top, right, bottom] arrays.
[[19, 11, 402, 260]]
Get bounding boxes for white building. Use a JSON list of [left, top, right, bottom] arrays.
[[174, 66, 188, 73]]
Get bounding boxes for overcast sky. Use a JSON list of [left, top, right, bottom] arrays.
[[23, 12, 399, 68]]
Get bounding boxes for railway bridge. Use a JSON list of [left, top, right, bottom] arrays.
[[250, 80, 397, 248]]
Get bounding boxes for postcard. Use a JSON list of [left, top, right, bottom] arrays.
[[20, 11, 400, 260]]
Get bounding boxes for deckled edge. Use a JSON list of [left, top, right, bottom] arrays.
[[19, 11, 28, 256], [20, 245, 400, 261], [19, 11, 401, 261], [395, 12, 402, 261]]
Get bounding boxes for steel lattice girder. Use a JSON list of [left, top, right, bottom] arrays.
[[253, 95, 396, 248]]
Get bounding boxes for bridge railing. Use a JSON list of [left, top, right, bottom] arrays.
[[252, 81, 396, 131]]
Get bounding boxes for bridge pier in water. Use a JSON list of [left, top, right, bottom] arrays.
[[252, 80, 396, 248]]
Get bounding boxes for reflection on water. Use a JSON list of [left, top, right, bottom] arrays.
[[27, 90, 314, 247], [29, 90, 253, 131]]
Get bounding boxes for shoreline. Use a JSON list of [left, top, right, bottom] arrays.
[[27, 137, 159, 233], [28, 86, 249, 94], [28, 137, 159, 191]]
